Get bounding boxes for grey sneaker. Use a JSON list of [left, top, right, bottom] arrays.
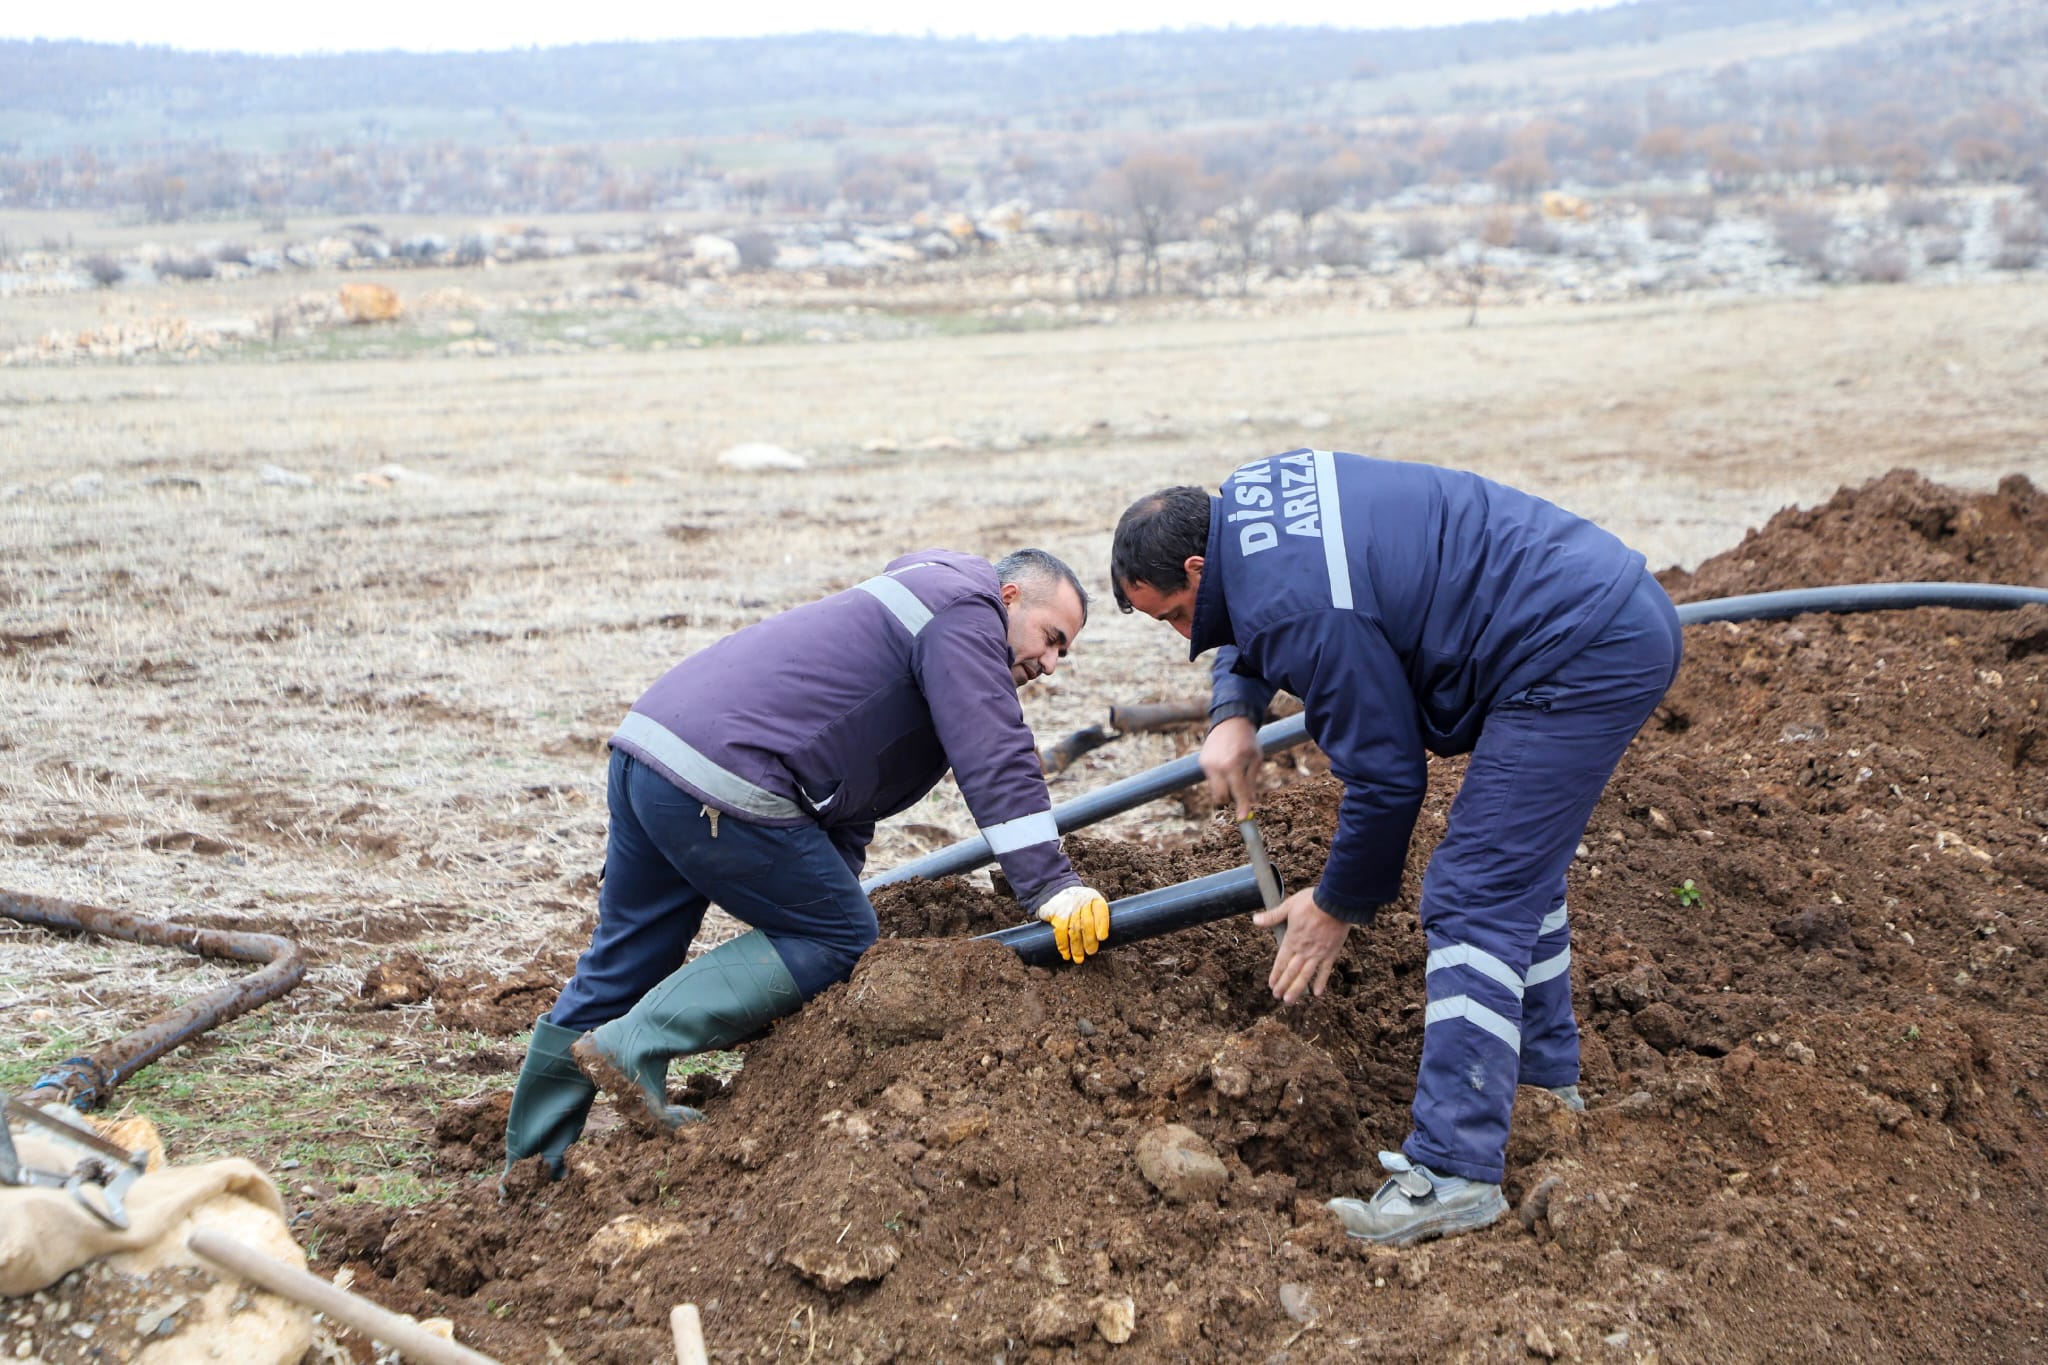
[[1547, 1084, 1586, 1112], [1326, 1152, 1508, 1247]]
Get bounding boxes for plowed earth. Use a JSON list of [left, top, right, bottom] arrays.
[[314, 471, 2048, 1364]]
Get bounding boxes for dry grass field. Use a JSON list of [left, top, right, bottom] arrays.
[[3, 254, 2045, 1209]]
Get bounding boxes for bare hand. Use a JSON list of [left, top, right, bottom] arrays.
[[1253, 887, 1351, 1004], [1199, 717, 1262, 821]]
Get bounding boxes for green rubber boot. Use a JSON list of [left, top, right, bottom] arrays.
[[502, 1017, 596, 1178], [571, 931, 802, 1137]]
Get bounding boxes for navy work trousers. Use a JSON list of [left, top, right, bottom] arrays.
[[548, 751, 877, 1033], [1404, 569, 1683, 1184]]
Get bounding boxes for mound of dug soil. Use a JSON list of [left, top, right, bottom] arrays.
[[314, 470, 2047, 1363]]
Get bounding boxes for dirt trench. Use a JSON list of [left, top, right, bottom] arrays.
[[313, 469, 2048, 1363]]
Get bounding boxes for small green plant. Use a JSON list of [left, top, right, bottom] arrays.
[[1672, 878, 1702, 907], [1903, 1024, 1921, 1042]]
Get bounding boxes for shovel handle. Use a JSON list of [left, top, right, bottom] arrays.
[[672, 1303, 709, 1364], [187, 1228, 501, 1365], [1238, 818, 1288, 949]]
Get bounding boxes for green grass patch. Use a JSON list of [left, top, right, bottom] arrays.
[[4, 1000, 747, 1210], [3, 1006, 502, 1209], [915, 309, 1082, 338]]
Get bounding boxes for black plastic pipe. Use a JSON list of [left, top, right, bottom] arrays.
[[2, 890, 307, 1111], [878, 581, 2048, 952], [1672, 581, 2048, 626], [862, 712, 1311, 891], [974, 866, 1267, 967]]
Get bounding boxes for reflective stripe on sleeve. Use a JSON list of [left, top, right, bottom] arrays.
[[980, 810, 1059, 855], [613, 712, 803, 821], [857, 574, 934, 636], [1311, 448, 1353, 611], [1426, 943, 1526, 1001], [1525, 947, 1572, 988], [1424, 995, 1522, 1052]]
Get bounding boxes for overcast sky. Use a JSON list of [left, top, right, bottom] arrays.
[[4, 1, 1634, 55]]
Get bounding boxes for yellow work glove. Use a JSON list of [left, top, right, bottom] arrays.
[[1037, 886, 1111, 963]]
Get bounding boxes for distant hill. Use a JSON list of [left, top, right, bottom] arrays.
[[0, 0, 1964, 151], [3, 0, 2039, 222]]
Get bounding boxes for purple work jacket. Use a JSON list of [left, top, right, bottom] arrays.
[[610, 550, 1081, 911]]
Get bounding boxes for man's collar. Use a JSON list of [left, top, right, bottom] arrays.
[[1187, 494, 1233, 660]]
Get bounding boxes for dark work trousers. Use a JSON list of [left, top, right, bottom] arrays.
[[548, 751, 878, 1033], [1404, 569, 1683, 1184]]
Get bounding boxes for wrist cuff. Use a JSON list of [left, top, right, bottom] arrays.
[[1310, 883, 1383, 926], [1021, 876, 1082, 914]]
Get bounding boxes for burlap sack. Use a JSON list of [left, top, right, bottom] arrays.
[[2, 1112, 312, 1363]]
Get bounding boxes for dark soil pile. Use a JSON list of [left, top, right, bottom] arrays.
[[314, 470, 2048, 1363]]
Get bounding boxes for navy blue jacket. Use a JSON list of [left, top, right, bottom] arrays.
[[612, 551, 1081, 911], [1190, 451, 1645, 921]]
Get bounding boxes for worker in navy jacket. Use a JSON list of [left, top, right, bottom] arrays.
[[1112, 452, 1681, 1246], [505, 548, 1111, 1176]]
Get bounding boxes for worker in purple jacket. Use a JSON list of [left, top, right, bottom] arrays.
[[1111, 452, 1681, 1246], [505, 548, 1111, 1175]]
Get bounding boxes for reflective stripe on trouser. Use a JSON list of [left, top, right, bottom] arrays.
[[1518, 894, 1578, 1089], [550, 750, 878, 1033], [1403, 569, 1681, 1184]]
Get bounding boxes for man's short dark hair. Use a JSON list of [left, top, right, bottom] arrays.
[[995, 547, 1089, 626], [1110, 486, 1211, 612]]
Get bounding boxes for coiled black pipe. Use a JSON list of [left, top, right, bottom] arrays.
[[2, 891, 307, 1111], [890, 581, 2048, 952]]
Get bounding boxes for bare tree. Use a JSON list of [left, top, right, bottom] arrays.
[[1952, 136, 2017, 181], [1207, 194, 1265, 296], [1636, 126, 1690, 172], [732, 174, 771, 216], [1260, 165, 1339, 233], [839, 167, 899, 216], [1771, 206, 1835, 274], [1490, 120, 1556, 200], [1697, 125, 1764, 193], [1490, 150, 1551, 200], [771, 169, 833, 214], [1113, 149, 1212, 294], [1820, 122, 1870, 185], [1081, 171, 1132, 300], [1437, 241, 1490, 328]]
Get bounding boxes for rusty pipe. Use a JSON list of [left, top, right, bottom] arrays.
[[1039, 724, 1119, 776], [1041, 699, 1213, 775], [2, 890, 307, 1111], [1106, 699, 1209, 732]]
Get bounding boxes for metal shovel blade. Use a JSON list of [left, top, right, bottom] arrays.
[[1238, 817, 1286, 948]]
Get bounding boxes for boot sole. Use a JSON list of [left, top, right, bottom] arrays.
[[570, 1035, 680, 1139]]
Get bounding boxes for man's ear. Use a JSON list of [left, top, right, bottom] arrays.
[[999, 580, 1021, 608], [1183, 554, 1205, 579]]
